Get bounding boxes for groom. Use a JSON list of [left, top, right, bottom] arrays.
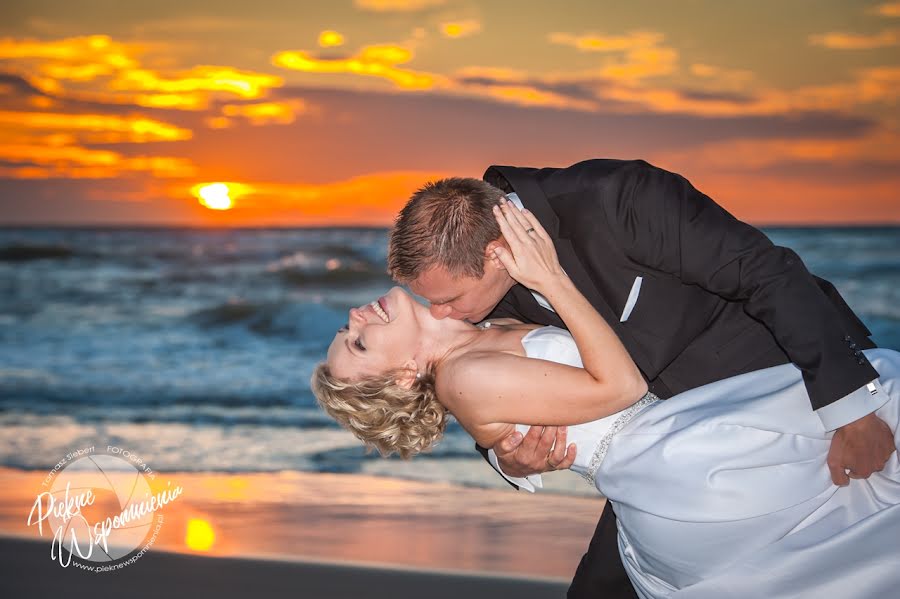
[[387, 158, 895, 598]]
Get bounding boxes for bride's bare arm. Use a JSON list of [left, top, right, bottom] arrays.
[[441, 346, 646, 427], [443, 200, 647, 427]]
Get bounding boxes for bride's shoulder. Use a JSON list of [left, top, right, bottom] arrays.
[[436, 351, 495, 383], [435, 350, 505, 406]]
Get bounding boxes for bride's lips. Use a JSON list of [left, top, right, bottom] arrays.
[[364, 296, 390, 323]]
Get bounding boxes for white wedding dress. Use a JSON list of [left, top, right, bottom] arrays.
[[518, 326, 900, 599]]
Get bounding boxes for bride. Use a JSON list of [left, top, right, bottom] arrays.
[[311, 200, 900, 598]]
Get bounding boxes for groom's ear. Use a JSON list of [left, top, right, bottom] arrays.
[[395, 360, 419, 390], [485, 240, 508, 272]]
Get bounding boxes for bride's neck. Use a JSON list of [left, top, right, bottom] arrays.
[[419, 319, 507, 368]]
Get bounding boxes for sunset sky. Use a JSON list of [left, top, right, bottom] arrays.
[[1, 0, 898, 226]]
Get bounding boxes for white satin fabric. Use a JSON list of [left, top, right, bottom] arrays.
[[519, 326, 900, 598], [516, 326, 645, 479]]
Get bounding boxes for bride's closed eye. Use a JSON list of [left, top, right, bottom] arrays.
[[336, 322, 365, 351]]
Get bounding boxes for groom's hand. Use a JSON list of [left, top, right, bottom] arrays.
[[494, 425, 577, 478], [827, 412, 895, 486]]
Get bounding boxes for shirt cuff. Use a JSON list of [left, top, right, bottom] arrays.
[[816, 378, 888, 431], [487, 448, 544, 493]]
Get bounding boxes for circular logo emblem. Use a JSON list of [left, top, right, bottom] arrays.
[[28, 446, 183, 570]]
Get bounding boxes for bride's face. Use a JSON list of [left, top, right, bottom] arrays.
[[326, 287, 429, 380]]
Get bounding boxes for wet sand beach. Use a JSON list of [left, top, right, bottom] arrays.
[[0, 467, 604, 598]]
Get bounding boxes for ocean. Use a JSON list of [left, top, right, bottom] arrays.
[[1, 226, 898, 493]]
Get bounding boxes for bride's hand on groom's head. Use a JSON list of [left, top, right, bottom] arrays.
[[492, 200, 564, 293]]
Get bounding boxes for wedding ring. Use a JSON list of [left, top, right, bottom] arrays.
[[525, 227, 536, 234]]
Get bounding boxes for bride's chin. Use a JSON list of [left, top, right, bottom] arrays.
[[414, 303, 438, 328]]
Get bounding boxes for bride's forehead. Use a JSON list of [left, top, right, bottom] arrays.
[[326, 334, 354, 375]]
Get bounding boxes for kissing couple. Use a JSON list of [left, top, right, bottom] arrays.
[[312, 159, 900, 598]]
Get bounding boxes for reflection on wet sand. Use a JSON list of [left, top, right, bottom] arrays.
[[2, 468, 603, 579]]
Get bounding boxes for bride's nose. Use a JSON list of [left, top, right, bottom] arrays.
[[349, 307, 366, 325]]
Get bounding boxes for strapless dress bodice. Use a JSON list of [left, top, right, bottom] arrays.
[[518, 326, 659, 484]]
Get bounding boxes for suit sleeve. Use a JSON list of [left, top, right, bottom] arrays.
[[604, 164, 880, 420]]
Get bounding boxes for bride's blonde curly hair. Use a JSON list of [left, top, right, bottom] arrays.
[[310, 362, 449, 459]]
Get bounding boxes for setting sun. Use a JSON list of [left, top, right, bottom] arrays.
[[191, 181, 254, 211], [185, 518, 216, 551], [195, 183, 234, 210]]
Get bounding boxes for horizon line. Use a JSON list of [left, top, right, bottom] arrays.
[[1, 222, 899, 230]]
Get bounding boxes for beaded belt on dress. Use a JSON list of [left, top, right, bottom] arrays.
[[581, 391, 660, 486]]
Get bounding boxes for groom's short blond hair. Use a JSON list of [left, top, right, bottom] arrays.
[[388, 177, 506, 283]]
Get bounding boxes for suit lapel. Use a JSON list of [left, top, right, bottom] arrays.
[[509, 283, 565, 328], [552, 237, 623, 329]]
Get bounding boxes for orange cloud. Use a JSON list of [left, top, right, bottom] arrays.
[[0, 142, 195, 179], [451, 53, 898, 118], [0, 110, 191, 142], [548, 31, 678, 81], [600, 46, 678, 81], [689, 63, 754, 88], [354, 0, 445, 12], [476, 83, 597, 111], [220, 100, 308, 125], [809, 29, 900, 49], [775, 66, 900, 110], [0, 35, 306, 189], [0, 35, 284, 111], [109, 66, 283, 104], [591, 64, 900, 117], [273, 44, 444, 90], [0, 35, 137, 69], [440, 20, 482, 39], [872, 2, 900, 17], [272, 32, 672, 114], [318, 30, 345, 48], [548, 31, 664, 52]]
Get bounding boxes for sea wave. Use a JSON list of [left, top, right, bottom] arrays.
[[1, 226, 896, 491], [188, 299, 345, 338], [277, 264, 391, 288], [0, 243, 75, 261]]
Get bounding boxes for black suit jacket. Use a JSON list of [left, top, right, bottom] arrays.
[[475, 159, 878, 596], [481, 158, 876, 411]]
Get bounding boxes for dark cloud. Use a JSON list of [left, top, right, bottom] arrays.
[[0, 73, 888, 225], [223, 84, 872, 179], [676, 88, 757, 104], [752, 160, 900, 183], [454, 76, 605, 104], [0, 72, 46, 97]]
